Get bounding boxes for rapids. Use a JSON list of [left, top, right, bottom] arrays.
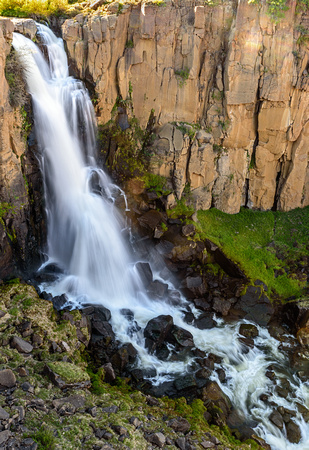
[[12, 25, 309, 450]]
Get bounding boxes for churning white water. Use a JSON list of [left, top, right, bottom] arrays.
[[13, 27, 309, 449]]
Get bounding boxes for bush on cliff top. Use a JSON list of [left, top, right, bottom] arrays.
[[0, 0, 77, 17]]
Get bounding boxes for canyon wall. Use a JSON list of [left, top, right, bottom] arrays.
[[62, 0, 309, 213], [0, 18, 44, 279]]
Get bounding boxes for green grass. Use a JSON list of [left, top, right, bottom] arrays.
[[196, 206, 309, 300]]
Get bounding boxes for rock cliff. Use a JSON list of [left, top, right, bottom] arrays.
[[0, 18, 44, 280], [62, 0, 309, 213]]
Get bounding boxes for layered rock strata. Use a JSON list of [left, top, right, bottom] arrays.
[[62, 0, 309, 213]]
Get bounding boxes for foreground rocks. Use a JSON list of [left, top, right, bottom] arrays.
[[0, 280, 263, 450]]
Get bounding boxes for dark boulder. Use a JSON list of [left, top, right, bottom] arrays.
[[144, 315, 174, 353], [135, 262, 153, 288], [52, 294, 68, 311], [147, 280, 169, 299], [110, 343, 138, 375], [239, 323, 259, 338], [234, 285, 274, 326], [194, 313, 216, 330]]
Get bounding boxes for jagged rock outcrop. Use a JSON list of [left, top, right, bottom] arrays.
[[62, 0, 309, 213], [0, 18, 44, 280]]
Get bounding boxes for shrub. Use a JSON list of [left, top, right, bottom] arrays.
[[0, 0, 69, 18]]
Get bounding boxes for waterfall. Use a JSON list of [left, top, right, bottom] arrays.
[[12, 26, 309, 450]]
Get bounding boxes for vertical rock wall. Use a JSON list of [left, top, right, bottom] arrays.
[[0, 18, 44, 280], [62, 0, 309, 214]]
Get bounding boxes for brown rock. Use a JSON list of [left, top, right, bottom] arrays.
[[11, 336, 33, 353], [0, 369, 16, 388]]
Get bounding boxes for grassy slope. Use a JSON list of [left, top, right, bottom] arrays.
[[196, 206, 309, 300]]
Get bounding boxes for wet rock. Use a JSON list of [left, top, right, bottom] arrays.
[[52, 294, 68, 311], [135, 262, 153, 287], [251, 434, 271, 450], [239, 323, 259, 338], [234, 286, 274, 326], [144, 315, 173, 353], [212, 297, 232, 316], [0, 369, 16, 388], [146, 432, 166, 448], [110, 343, 137, 374], [147, 280, 168, 299], [181, 276, 208, 298], [169, 325, 194, 348], [92, 320, 115, 339], [11, 336, 33, 353], [86, 305, 111, 322], [286, 421, 301, 444], [202, 381, 231, 422], [269, 410, 284, 429], [137, 210, 165, 233], [167, 417, 191, 433], [193, 298, 212, 312], [194, 313, 216, 330], [174, 373, 197, 393]]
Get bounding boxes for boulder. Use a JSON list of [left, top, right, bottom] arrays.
[[168, 417, 191, 433], [10, 336, 33, 354], [239, 323, 259, 338], [0, 369, 16, 388], [234, 286, 274, 326], [135, 262, 153, 287], [144, 315, 174, 353]]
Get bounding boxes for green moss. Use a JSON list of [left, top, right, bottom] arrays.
[[142, 173, 170, 196], [47, 361, 90, 383], [196, 206, 309, 300], [167, 198, 195, 220], [175, 66, 190, 87]]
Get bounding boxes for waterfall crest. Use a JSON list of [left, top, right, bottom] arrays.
[[12, 26, 309, 450]]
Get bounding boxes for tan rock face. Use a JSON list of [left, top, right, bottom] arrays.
[[62, 1, 309, 214]]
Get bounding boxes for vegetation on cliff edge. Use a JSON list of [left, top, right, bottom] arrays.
[[195, 206, 309, 300]]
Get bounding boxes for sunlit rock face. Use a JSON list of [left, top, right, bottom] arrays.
[[62, 0, 309, 213]]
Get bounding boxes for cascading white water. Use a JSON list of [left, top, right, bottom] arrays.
[[13, 26, 309, 450]]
